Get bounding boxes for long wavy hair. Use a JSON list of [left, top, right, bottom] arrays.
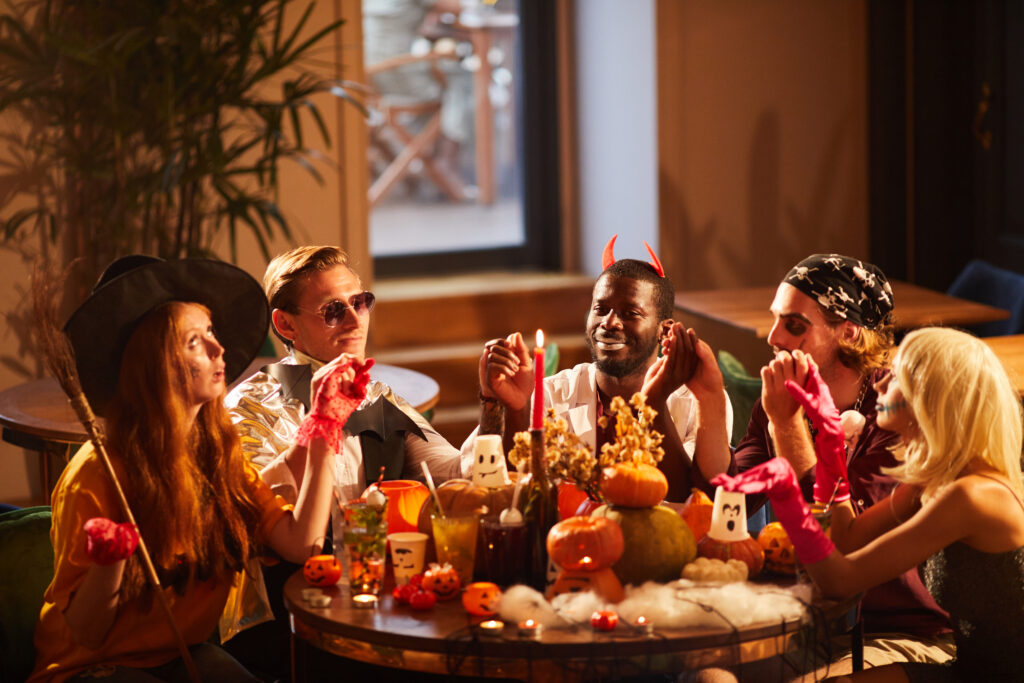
[[822, 308, 896, 375], [106, 301, 263, 601], [884, 327, 1024, 504]]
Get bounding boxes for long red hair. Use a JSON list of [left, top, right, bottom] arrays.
[[106, 302, 262, 600]]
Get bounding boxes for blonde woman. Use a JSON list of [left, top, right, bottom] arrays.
[[714, 327, 1024, 682]]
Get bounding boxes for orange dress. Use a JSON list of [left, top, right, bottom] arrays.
[[28, 443, 291, 683]]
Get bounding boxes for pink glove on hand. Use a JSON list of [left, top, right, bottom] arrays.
[[84, 517, 139, 566], [711, 458, 834, 565], [296, 357, 374, 452], [784, 363, 850, 504]]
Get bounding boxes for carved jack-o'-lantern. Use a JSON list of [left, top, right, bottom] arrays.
[[462, 581, 503, 616], [421, 562, 462, 600], [546, 516, 625, 571], [757, 522, 797, 575], [303, 554, 342, 587], [548, 567, 624, 603]]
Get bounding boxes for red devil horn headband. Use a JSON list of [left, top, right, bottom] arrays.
[[601, 234, 665, 278]]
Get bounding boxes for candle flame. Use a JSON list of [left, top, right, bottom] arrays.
[[636, 616, 648, 625], [536, 329, 544, 347]]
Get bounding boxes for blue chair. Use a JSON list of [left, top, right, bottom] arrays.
[[947, 259, 1024, 337]]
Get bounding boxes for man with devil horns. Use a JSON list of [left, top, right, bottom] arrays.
[[464, 236, 733, 502]]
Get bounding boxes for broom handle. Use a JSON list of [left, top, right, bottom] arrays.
[[69, 394, 202, 683]]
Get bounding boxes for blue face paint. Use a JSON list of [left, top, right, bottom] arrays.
[[876, 400, 906, 414]]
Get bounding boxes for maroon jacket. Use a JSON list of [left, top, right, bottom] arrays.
[[728, 370, 951, 637]]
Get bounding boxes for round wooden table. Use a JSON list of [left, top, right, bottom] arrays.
[[284, 572, 859, 681], [0, 379, 90, 504]]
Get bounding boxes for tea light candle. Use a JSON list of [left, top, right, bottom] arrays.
[[351, 594, 378, 609], [634, 616, 654, 635], [301, 588, 323, 602], [309, 594, 332, 608], [478, 619, 504, 636], [517, 618, 542, 639]]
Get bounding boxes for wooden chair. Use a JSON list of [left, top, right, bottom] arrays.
[[365, 52, 468, 207]]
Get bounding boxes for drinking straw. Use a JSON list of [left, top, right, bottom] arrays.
[[500, 472, 530, 526], [420, 461, 445, 517]]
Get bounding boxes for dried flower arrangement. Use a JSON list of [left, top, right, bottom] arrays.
[[507, 392, 665, 500]]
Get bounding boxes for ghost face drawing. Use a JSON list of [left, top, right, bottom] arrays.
[[708, 487, 750, 542], [472, 434, 510, 487]]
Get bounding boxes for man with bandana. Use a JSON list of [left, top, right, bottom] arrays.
[[691, 254, 953, 679], [464, 239, 733, 503]]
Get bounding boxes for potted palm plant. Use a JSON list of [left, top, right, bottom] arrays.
[[0, 0, 361, 314]]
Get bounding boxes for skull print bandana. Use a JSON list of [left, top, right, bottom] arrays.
[[783, 254, 894, 329]]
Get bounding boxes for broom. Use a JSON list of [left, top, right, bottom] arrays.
[[31, 262, 201, 683]]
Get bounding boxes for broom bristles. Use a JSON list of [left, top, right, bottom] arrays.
[[30, 260, 84, 400]]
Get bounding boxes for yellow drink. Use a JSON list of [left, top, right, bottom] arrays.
[[431, 513, 479, 585]]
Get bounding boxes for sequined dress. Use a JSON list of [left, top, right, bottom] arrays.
[[906, 539, 1024, 681]]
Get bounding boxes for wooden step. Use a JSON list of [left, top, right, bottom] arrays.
[[370, 272, 594, 350], [430, 405, 479, 448], [374, 334, 593, 408]]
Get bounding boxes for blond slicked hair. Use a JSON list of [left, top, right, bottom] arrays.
[[263, 246, 354, 347], [885, 327, 1024, 503]]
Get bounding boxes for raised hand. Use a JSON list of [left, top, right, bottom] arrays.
[[297, 356, 375, 452], [84, 517, 139, 566], [784, 360, 850, 504], [641, 322, 696, 406], [760, 350, 811, 425], [479, 333, 533, 411], [713, 459, 834, 565]]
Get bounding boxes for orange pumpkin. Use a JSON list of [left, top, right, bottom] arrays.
[[557, 482, 590, 519], [303, 554, 342, 587], [548, 567, 625, 603], [697, 534, 765, 578], [546, 516, 624, 571], [462, 582, 503, 616], [600, 463, 668, 508], [757, 522, 797, 575], [679, 488, 714, 542], [421, 562, 462, 600]]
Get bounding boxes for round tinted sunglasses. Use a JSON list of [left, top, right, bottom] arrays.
[[293, 291, 375, 327]]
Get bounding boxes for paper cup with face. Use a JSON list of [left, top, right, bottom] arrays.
[[471, 434, 510, 488], [708, 486, 749, 542], [387, 531, 429, 585]]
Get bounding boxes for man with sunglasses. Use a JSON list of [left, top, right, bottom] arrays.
[[226, 245, 464, 504]]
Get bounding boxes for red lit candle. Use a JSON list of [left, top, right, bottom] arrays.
[[532, 329, 545, 430]]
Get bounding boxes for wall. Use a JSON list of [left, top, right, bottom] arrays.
[[576, 0, 659, 274], [658, 0, 868, 291], [0, 0, 365, 505]]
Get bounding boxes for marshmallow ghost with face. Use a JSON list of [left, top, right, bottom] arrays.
[[472, 434, 510, 488], [708, 487, 750, 542]]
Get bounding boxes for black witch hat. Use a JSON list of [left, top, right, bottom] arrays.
[[64, 255, 269, 416]]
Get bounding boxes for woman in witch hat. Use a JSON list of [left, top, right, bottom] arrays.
[[29, 257, 369, 682]]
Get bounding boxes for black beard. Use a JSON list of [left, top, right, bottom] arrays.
[[587, 332, 660, 379]]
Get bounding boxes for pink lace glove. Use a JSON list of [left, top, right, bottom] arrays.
[[711, 458, 835, 565], [84, 517, 139, 566], [784, 363, 850, 504], [296, 357, 374, 453]]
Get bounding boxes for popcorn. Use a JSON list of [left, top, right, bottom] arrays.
[[681, 557, 749, 583]]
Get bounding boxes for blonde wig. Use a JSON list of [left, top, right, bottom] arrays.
[[885, 327, 1024, 503]]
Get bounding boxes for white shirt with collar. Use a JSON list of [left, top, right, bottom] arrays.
[[460, 362, 733, 474]]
